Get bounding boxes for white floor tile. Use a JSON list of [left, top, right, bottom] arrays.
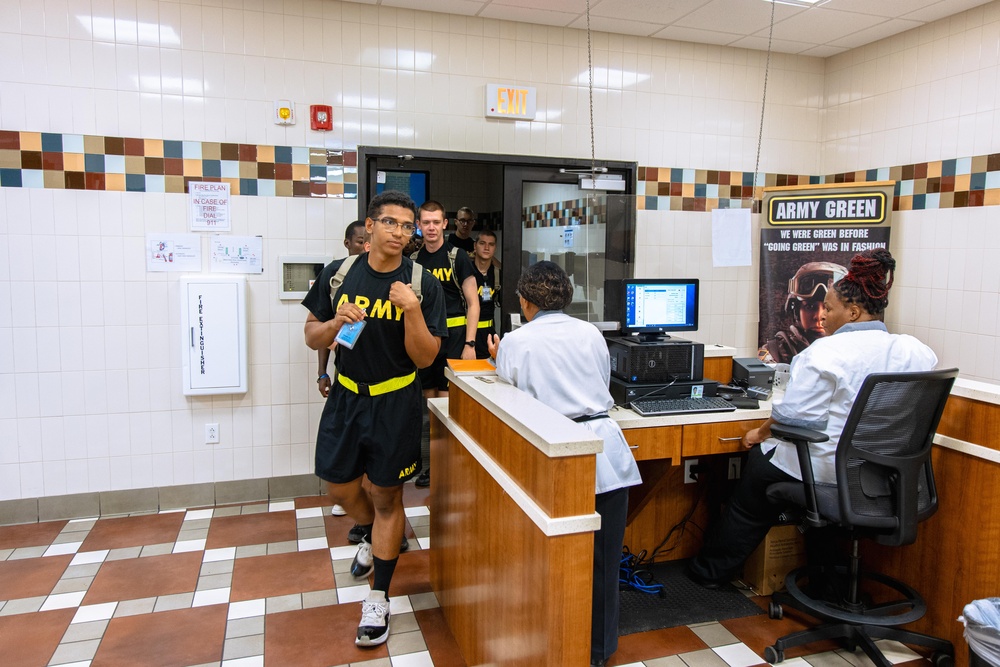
[[158, 508, 185, 514], [193, 587, 231, 607], [203, 547, 237, 563], [71, 602, 118, 624], [874, 640, 921, 664], [222, 656, 264, 667], [295, 507, 324, 519], [185, 509, 214, 521], [269, 501, 295, 512], [173, 539, 206, 553], [40, 591, 87, 611], [44, 541, 83, 557], [338, 584, 372, 604], [390, 650, 434, 667], [404, 506, 430, 518], [227, 599, 266, 620], [330, 544, 360, 561], [714, 642, 765, 667], [297, 537, 328, 551], [70, 550, 109, 566], [389, 595, 413, 615], [416, 537, 430, 550]]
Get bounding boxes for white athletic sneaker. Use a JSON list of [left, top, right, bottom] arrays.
[[355, 590, 391, 647], [331, 504, 347, 516], [350, 538, 373, 578]]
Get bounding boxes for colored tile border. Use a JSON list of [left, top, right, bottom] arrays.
[[2, 130, 999, 214]]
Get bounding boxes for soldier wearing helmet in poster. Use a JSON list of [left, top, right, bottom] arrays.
[[759, 261, 847, 363]]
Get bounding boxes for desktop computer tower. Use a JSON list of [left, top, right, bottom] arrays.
[[606, 336, 705, 383]]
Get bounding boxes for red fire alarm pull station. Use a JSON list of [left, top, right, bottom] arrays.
[[310, 105, 333, 131]]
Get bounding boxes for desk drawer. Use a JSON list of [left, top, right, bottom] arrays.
[[625, 426, 682, 462], [683, 420, 765, 457]]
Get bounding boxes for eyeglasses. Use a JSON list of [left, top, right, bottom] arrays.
[[374, 217, 416, 236], [455, 218, 475, 225]]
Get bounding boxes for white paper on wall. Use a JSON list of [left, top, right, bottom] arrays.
[[210, 235, 263, 274], [711, 207, 752, 267], [189, 181, 231, 231], [146, 233, 202, 272]]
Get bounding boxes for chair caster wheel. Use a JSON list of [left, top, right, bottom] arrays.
[[768, 601, 783, 620], [765, 646, 784, 664], [932, 651, 954, 667]]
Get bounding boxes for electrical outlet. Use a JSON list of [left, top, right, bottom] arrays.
[[684, 458, 699, 484], [205, 423, 219, 444], [728, 457, 742, 480]]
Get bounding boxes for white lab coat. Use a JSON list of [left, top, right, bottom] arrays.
[[494, 311, 642, 494], [762, 321, 938, 484]]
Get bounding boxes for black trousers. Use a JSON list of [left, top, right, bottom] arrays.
[[593, 487, 629, 664], [688, 445, 797, 584]]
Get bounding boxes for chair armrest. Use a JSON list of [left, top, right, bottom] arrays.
[[770, 423, 829, 444], [769, 423, 830, 527]]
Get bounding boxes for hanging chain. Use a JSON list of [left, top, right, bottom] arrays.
[[587, 0, 596, 175], [751, 0, 776, 213]]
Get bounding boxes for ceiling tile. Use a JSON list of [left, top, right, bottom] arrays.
[[817, 0, 940, 19], [380, 0, 487, 15], [477, 4, 578, 27], [827, 17, 924, 49], [727, 34, 815, 54], [797, 44, 849, 58], [487, 0, 589, 11], [674, 0, 805, 34], [758, 7, 891, 45], [900, 0, 994, 23], [652, 25, 744, 47], [566, 14, 668, 37], [588, 0, 713, 24]]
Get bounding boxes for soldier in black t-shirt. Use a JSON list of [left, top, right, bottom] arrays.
[[446, 206, 476, 253], [472, 229, 501, 359], [302, 190, 446, 648], [412, 200, 480, 488]]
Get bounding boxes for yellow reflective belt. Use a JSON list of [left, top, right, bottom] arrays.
[[447, 316, 467, 328], [337, 371, 416, 397], [477, 319, 494, 329]]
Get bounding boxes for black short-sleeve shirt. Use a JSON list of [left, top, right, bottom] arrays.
[[447, 233, 475, 254], [414, 243, 476, 318], [301, 254, 447, 383]]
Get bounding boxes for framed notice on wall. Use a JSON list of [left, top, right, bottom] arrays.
[[189, 181, 231, 231]]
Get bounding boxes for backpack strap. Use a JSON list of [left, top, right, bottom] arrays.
[[328, 254, 361, 311], [447, 246, 467, 309], [411, 261, 423, 302]]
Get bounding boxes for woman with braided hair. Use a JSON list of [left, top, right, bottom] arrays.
[[686, 248, 938, 589]]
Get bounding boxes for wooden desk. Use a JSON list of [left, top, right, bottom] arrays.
[[430, 358, 1000, 667]]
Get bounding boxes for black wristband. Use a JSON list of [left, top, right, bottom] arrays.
[[464, 341, 475, 347]]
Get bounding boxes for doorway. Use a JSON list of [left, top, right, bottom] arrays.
[[357, 147, 637, 332]]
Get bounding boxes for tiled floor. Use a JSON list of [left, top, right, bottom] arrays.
[[0, 483, 935, 667]]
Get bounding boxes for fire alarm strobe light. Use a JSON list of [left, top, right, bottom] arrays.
[[310, 104, 333, 131], [274, 100, 295, 125]]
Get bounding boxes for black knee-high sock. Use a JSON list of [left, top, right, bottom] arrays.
[[372, 555, 398, 594]]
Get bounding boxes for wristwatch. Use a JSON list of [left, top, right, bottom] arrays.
[[464, 341, 475, 348]]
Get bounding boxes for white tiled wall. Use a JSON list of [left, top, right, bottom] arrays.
[[1, 0, 999, 501]]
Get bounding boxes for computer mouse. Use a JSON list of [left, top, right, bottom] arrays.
[[722, 395, 732, 401]]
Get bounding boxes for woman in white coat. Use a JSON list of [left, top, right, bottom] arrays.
[[488, 261, 641, 667]]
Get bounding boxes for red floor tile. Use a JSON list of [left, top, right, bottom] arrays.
[[403, 483, 430, 508], [93, 604, 228, 667], [388, 549, 433, 597], [80, 513, 185, 552], [0, 521, 68, 550], [722, 597, 842, 660], [0, 609, 76, 667], [0, 554, 72, 600], [609, 625, 708, 665], [295, 495, 333, 510], [205, 510, 297, 549], [415, 606, 467, 667], [264, 603, 390, 666], [230, 550, 336, 602], [83, 552, 203, 604]]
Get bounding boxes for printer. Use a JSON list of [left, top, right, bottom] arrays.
[[731, 357, 775, 389]]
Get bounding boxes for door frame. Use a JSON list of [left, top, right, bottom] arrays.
[[357, 146, 638, 330]]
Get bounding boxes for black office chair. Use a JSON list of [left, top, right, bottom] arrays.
[[763, 368, 959, 667]]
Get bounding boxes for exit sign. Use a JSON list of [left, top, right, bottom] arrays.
[[485, 84, 537, 120]]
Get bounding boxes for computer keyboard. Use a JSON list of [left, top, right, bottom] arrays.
[[630, 396, 737, 417]]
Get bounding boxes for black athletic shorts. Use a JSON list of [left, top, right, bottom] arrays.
[[315, 381, 423, 487], [417, 325, 466, 391]]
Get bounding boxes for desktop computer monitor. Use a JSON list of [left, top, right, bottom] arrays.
[[622, 278, 699, 341]]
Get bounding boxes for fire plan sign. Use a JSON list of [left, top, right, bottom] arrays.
[[190, 182, 231, 231]]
